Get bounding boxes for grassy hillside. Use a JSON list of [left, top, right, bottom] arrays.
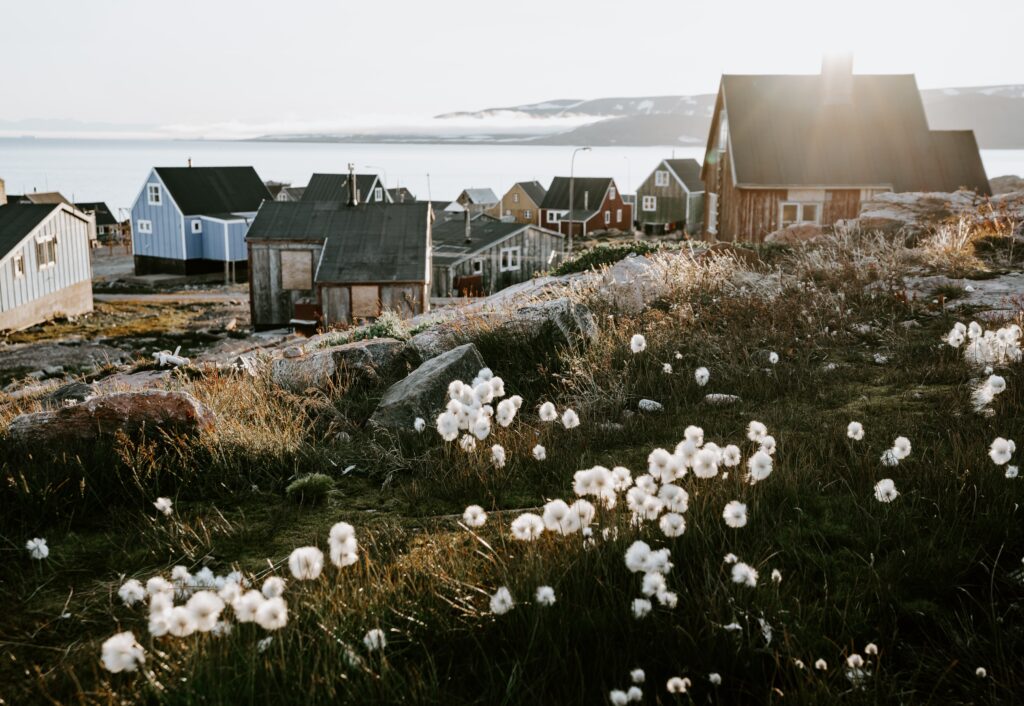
[[2, 229, 1023, 704]]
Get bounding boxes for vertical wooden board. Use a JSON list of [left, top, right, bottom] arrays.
[[351, 285, 380, 319], [280, 250, 313, 289]]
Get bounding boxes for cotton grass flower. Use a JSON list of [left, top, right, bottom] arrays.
[[709, 673, 722, 685], [626, 686, 642, 702], [747, 420, 768, 443], [363, 628, 387, 651], [731, 562, 758, 587], [495, 399, 518, 427], [880, 448, 899, 466], [630, 334, 647, 353], [632, 598, 652, 618], [436, 411, 459, 441], [662, 363, 673, 374], [865, 643, 878, 655], [462, 505, 487, 528], [510, 513, 544, 541], [118, 579, 146, 606], [892, 436, 912, 460], [561, 409, 580, 429], [261, 576, 285, 599], [768, 351, 779, 364], [666, 676, 691, 693], [746, 451, 773, 484], [609, 690, 629, 706], [694, 366, 710, 386], [26, 537, 49, 560], [413, 417, 426, 433], [535, 585, 556, 606], [532, 444, 547, 461], [873, 478, 899, 503], [538, 401, 558, 422], [489, 586, 514, 615], [168, 606, 197, 637], [723, 553, 738, 564], [100, 631, 145, 673], [255, 596, 288, 630], [329, 522, 359, 568], [186, 590, 225, 632], [490, 444, 507, 468], [722, 444, 741, 467], [759, 435, 776, 456], [1006, 465, 1019, 479], [288, 546, 324, 581], [153, 497, 173, 516], [989, 437, 1015, 465], [692, 448, 719, 479], [815, 659, 828, 670], [847, 421, 864, 441], [658, 484, 688, 513], [232, 590, 265, 623], [975, 667, 987, 678], [630, 668, 645, 684], [659, 512, 686, 537], [722, 500, 748, 528], [771, 569, 782, 584], [459, 434, 477, 452]]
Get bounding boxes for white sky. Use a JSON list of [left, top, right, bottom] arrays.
[[2, 0, 1022, 128]]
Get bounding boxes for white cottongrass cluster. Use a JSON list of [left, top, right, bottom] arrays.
[[26, 537, 49, 560], [535, 585, 556, 606], [731, 561, 758, 587], [666, 676, 692, 693], [694, 367, 710, 386], [873, 478, 899, 503], [624, 540, 678, 611], [462, 504, 487, 528], [989, 437, 1016, 466], [288, 547, 324, 580], [153, 497, 173, 516], [722, 500, 748, 528], [435, 369, 521, 443], [972, 374, 1007, 412], [881, 436, 912, 466], [847, 421, 865, 441], [100, 631, 146, 673], [328, 522, 359, 568], [490, 586, 514, 615], [944, 321, 1022, 366], [630, 334, 647, 353], [363, 628, 387, 651]]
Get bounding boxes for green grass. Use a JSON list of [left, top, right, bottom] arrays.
[[2, 235, 1023, 704]]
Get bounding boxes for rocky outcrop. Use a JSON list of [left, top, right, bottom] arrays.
[[369, 343, 485, 431], [6, 390, 215, 444], [764, 224, 825, 245], [271, 338, 406, 393], [845, 190, 1024, 234]]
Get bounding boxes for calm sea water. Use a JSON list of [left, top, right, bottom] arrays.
[[1, 138, 1021, 216]]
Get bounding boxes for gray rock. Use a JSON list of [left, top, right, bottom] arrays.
[[92, 369, 172, 394], [703, 393, 741, 405], [45, 381, 94, 406], [271, 338, 406, 393], [506, 298, 598, 348], [6, 390, 215, 444], [370, 343, 486, 430], [638, 399, 664, 413]]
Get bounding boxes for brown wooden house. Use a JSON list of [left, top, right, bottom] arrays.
[[490, 181, 547, 225], [539, 177, 633, 237], [635, 159, 705, 235], [701, 58, 991, 242]]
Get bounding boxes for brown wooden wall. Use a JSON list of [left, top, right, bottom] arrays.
[[823, 190, 861, 224], [248, 240, 323, 328], [320, 281, 426, 326]]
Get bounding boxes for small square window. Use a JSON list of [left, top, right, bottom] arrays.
[[655, 170, 670, 187], [374, 187, 383, 202], [546, 211, 557, 224], [642, 195, 657, 212], [781, 203, 800, 228], [191, 220, 203, 234], [802, 203, 819, 223], [36, 237, 57, 268], [472, 258, 483, 274], [523, 209, 531, 219], [13, 253, 25, 277], [499, 246, 521, 272], [147, 184, 161, 205], [137, 219, 153, 234]]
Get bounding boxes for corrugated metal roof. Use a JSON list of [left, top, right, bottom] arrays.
[[664, 159, 704, 192], [154, 166, 271, 215], [0, 203, 59, 259], [302, 174, 383, 203], [719, 74, 990, 194], [247, 201, 429, 283], [459, 188, 499, 205]]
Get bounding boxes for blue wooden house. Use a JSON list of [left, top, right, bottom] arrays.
[[130, 166, 271, 278]]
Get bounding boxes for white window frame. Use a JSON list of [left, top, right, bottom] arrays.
[[707, 193, 718, 235], [374, 187, 383, 202], [546, 210, 558, 224], [512, 192, 519, 204], [616, 208, 622, 222], [471, 258, 484, 274], [137, 219, 153, 234], [655, 170, 670, 187], [642, 195, 657, 212], [780, 202, 821, 229], [36, 236, 57, 269], [13, 252, 25, 278], [147, 183, 161, 205], [609, 186, 617, 200], [499, 246, 521, 272], [604, 211, 611, 225], [191, 220, 203, 234], [523, 209, 531, 220]]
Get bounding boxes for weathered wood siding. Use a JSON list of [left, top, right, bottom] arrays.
[[248, 240, 323, 328], [0, 206, 94, 330], [320, 282, 426, 326], [822, 190, 861, 224], [636, 164, 690, 231], [431, 226, 564, 297]]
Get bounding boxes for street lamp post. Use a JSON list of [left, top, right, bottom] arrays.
[[568, 146, 591, 255]]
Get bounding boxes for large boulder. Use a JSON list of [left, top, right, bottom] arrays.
[[369, 343, 485, 430], [5, 390, 215, 444], [505, 298, 598, 348], [271, 337, 406, 393]]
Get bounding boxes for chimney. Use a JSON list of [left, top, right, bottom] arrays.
[[822, 53, 854, 105], [347, 162, 359, 207], [464, 208, 472, 243], [187, 157, 192, 168], [0, 177, 6, 207], [584, 191, 589, 210]]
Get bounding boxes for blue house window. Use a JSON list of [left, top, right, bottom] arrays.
[[147, 184, 162, 205], [137, 219, 152, 234], [191, 220, 203, 234]]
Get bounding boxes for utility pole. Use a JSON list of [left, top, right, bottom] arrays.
[[568, 146, 591, 255]]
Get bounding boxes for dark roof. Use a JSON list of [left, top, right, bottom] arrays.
[[154, 166, 271, 215], [264, 181, 289, 199], [515, 180, 547, 205], [0, 203, 59, 259], [716, 74, 990, 194], [664, 159, 704, 192], [931, 131, 991, 194], [387, 187, 416, 203], [432, 219, 542, 266], [301, 174, 383, 203], [540, 177, 614, 215], [75, 201, 119, 226], [247, 201, 430, 283]]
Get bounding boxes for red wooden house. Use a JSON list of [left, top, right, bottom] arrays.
[[701, 57, 991, 242], [539, 176, 633, 238]]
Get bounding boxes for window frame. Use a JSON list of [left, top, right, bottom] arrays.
[[546, 210, 558, 224], [779, 201, 821, 229], [655, 170, 670, 187], [523, 209, 531, 220], [512, 192, 519, 204], [191, 220, 203, 234], [471, 258, 484, 274], [642, 195, 657, 212], [146, 183, 162, 206], [374, 187, 383, 202], [499, 245, 522, 272], [604, 211, 611, 225], [137, 219, 153, 234], [13, 252, 25, 278], [36, 236, 57, 269], [609, 186, 617, 200]]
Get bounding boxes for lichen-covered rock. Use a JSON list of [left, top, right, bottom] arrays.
[[271, 338, 405, 393], [369, 343, 486, 431], [5, 390, 215, 443]]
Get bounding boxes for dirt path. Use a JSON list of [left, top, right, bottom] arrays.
[[93, 292, 244, 304]]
